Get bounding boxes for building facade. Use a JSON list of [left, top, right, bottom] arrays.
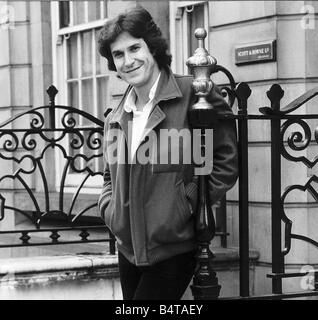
[[0, 1, 318, 298]]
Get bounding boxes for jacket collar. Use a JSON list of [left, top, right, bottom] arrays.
[[110, 67, 182, 127], [152, 67, 183, 105]]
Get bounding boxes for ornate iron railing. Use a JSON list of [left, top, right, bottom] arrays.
[[218, 83, 318, 299], [0, 86, 116, 254], [186, 27, 318, 299]]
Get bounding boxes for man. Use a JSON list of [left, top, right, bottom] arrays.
[[98, 7, 238, 300]]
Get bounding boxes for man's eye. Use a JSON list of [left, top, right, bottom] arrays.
[[113, 52, 123, 58], [130, 46, 140, 52]]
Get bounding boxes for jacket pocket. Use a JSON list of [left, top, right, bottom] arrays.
[[176, 180, 193, 219], [103, 198, 115, 230]]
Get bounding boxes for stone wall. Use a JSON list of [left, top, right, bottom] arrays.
[[209, 0, 318, 268]]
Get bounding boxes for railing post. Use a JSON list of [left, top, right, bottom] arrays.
[[216, 196, 227, 248], [267, 84, 285, 294], [235, 82, 251, 297], [186, 28, 221, 300], [46, 85, 58, 130]]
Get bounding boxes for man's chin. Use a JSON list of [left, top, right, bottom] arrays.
[[126, 77, 145, 87]]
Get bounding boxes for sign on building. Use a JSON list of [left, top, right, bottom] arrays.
[[235, 40, 276, 65]]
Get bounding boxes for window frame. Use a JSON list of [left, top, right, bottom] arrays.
[[51, 1, 109, 193], [169, 1, 209, 74]]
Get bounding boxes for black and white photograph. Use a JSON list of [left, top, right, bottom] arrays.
[[0, 0, 317, 308]]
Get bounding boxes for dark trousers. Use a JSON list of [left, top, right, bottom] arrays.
[[118, 250, 196, 300]]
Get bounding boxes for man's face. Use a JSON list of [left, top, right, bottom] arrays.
[[110, 31, 159, 88]]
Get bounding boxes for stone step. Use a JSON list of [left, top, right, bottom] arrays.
[[0, 247, 259, 300]]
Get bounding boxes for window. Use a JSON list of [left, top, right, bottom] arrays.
[[59, 1, 107, 27], [66, 29, 108, 174], [51, 1, 111, 191], [169, 1, 209, 74], [58, 1, 109, 123]]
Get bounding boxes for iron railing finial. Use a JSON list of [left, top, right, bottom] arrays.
[[46, 85, 58, 129]]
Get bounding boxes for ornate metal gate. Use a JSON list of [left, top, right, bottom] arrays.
[[0, 86, 115, 254]]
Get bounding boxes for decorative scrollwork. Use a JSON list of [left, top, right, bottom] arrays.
[[274, 86, 318, 115], [62, 111, 77, 129], [0, 87, 106, 242], [280, 119, 318, 168], [0, 131, 19, 153], [30, 111, 45, 129], [69, 154, 99, 174], [70, 131, 85, 150], [38, 129, 66, 145], [87, 129, 103, 150], [15, 155, 37, 174], [281, 175, 318, 255], [60, 107, 104, 129], [22, 131, 37, 151], [219, 86, 236, 109], [214, 64, 236, 109]]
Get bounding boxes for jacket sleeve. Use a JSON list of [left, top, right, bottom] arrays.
[[206, 84, 238, 205], [98, 117, 113, 221]]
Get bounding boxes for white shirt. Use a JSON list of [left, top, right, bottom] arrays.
[[123, 72, 161, 161]]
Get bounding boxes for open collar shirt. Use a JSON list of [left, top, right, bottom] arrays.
[[123, 72, 161, 161]]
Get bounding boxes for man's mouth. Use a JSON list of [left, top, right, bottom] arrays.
[[125, 65, 142, 73]]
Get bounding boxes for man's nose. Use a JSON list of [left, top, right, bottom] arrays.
[[124, 52, 134, 67]]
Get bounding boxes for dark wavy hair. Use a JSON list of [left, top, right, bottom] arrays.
[[98, 7, 171, 72]]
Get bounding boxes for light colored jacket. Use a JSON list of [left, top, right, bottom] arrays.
[[98, 68, 238, 266]]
